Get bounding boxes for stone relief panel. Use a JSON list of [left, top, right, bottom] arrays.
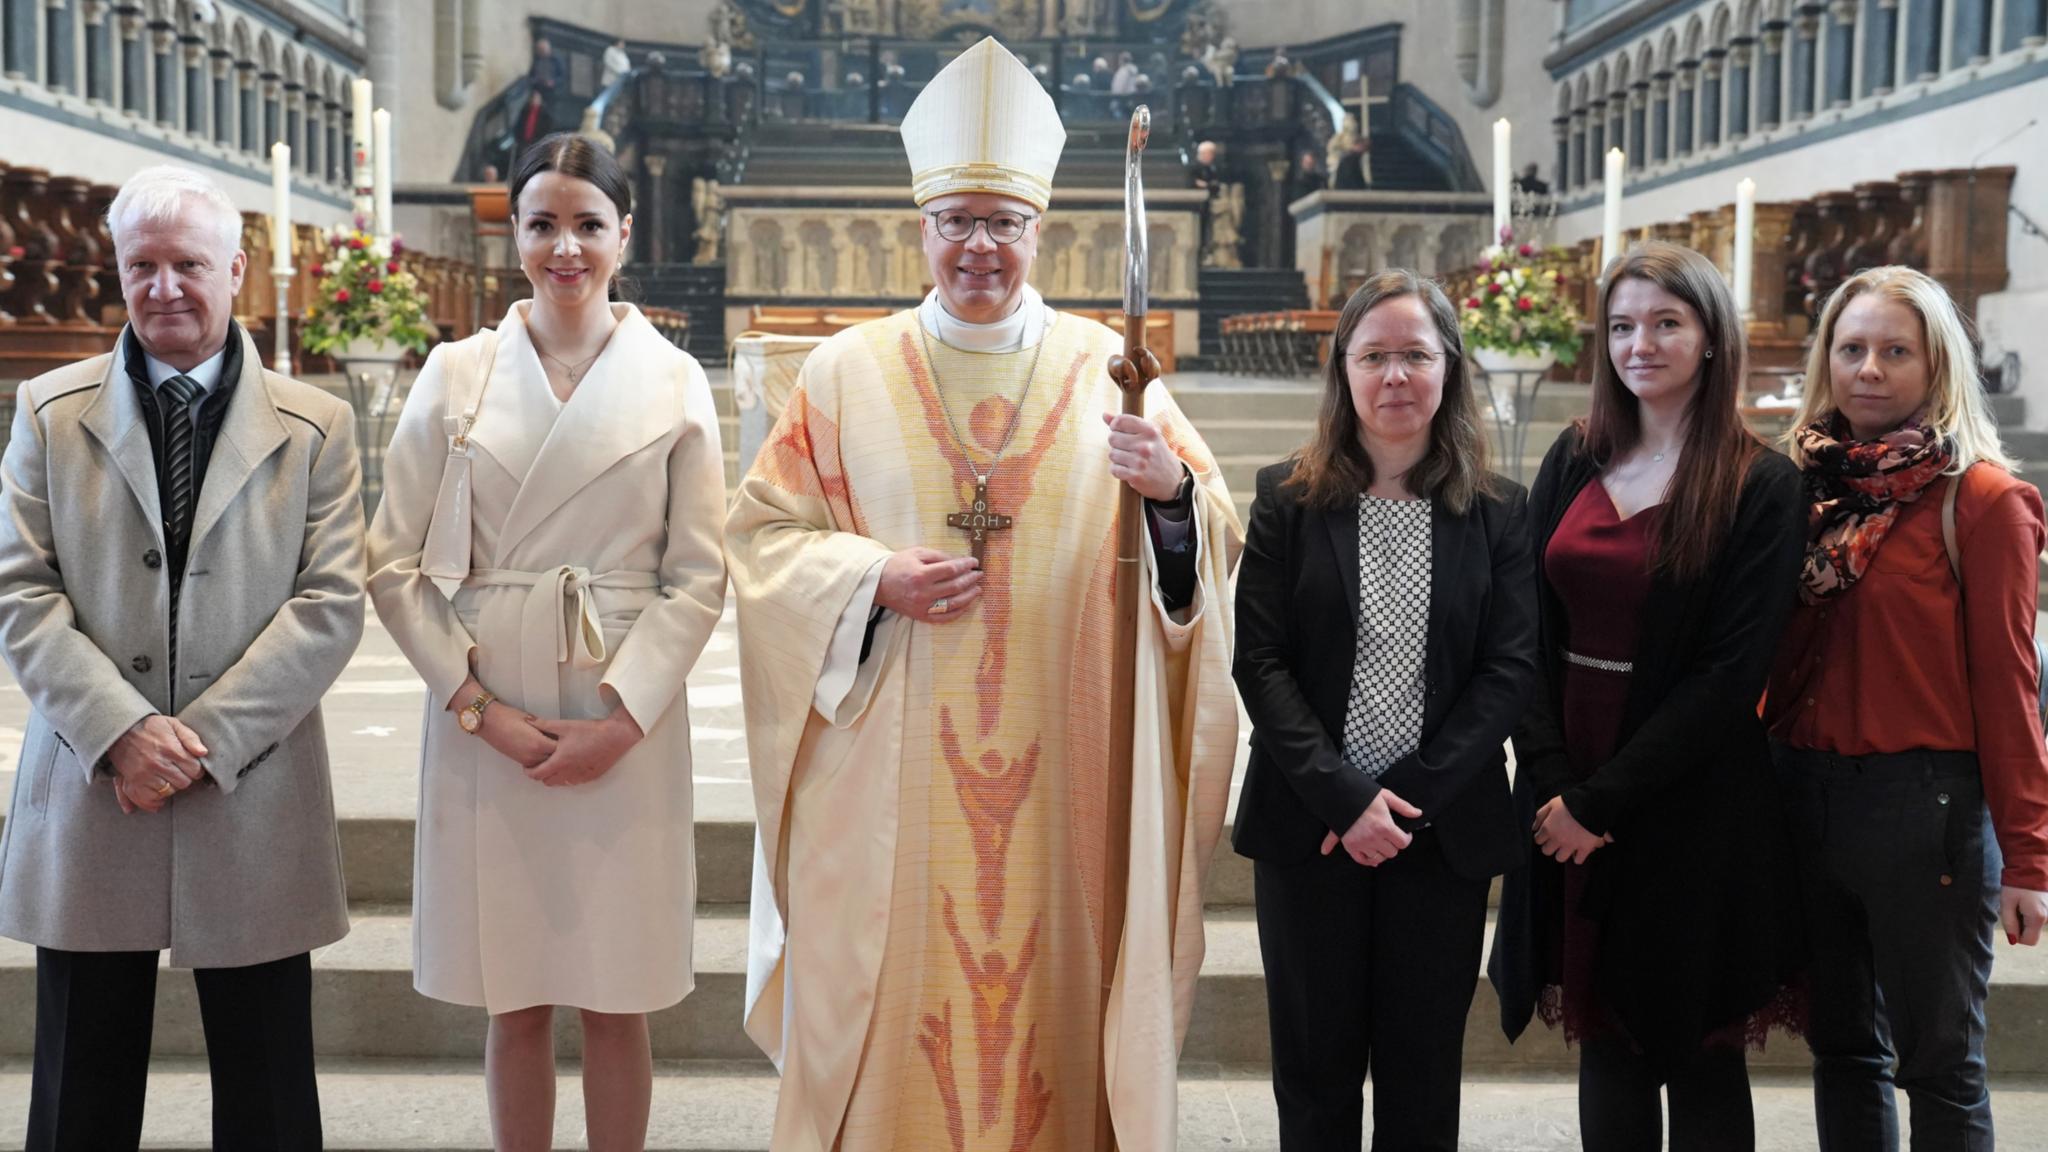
[[725, 203, 1200, 302]]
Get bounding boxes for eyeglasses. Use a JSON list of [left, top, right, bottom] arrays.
[[926, 209, 1039, 245], [1354, 349, 1445, 376]]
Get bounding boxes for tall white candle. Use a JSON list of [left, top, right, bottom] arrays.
[[350, 78, 372, 159], [1492, 118, 1512, 246], [270, 142, 292, 274], [372, 108, 393, 239], [1733, 177, 1757, 318], [1601, 148, 1625, 279]]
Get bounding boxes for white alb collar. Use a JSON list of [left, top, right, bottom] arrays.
[[918, 283, 1052, 353]]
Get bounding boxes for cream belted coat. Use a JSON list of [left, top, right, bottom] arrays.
[[368, 302, 727, 1013]]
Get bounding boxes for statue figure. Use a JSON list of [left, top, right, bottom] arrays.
[[1326, 112, 1358, 187], [692, 178, 726, 265], [1204, 184, 1245, 270], [1203, 36, 1238, 87], [706, 0, 755, 78]]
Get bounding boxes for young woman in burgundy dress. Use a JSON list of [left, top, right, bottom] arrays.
[[1489, 241, 1806, 1151]]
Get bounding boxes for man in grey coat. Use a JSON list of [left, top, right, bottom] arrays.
[[0, 165, 365, 1150]]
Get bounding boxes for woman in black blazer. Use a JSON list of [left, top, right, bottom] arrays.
[[1233, 269, 1539, 1151], [1486, 242, 1806, 1151]]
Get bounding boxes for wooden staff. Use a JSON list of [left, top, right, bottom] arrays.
[[1097, 104, 1160, 1152]]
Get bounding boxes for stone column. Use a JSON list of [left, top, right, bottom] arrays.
[[1700, 51, 1724, 147], [304, 94, 322, 179], [182, 35, 207, 137], [1570, 109, 1588, 189], [211, 47, 233, 145], [1675, 63, 1697, 155], [1790, 9, 1820, 119], [284, 81, 302, 166], [83, 0, 111, 103], [1628, 82, 1648, 168], [1587, 98, 1606, 171], [2, 0, 37, 80], [151, 20, 177, 126], [1906, 0, 1943, 80], [46, 0, 76, 94], [1868, 0, 1900, 94], [1552, 116, 1570, 191], [262, 72, 280, 149], [1827, 0, 1858, 107], [118, 7, 146, 116], [237, 60, 257, 152], [1650, 74, 1670, 162], [324, 101, 341, 183], [1759, 23, 1786, 128], [1728, 39, 1753, 137], [1953, 0, 1992, 65], [365, 0, 401, 126]]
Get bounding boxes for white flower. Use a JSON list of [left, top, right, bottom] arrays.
[[1494, 271, 1511, 287], [370, 239, 393, 262]]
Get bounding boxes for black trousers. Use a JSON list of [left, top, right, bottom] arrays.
[[1577, 1029, 1755, 1151], [27, 947, 322, 1152], [1253, 830, 1491, 1151], [1780, 747, 2000, 1151]]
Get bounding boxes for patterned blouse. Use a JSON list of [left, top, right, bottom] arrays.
[[1341, 496, 1434, 777]]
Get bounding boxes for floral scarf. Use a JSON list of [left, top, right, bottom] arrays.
[[1796, 412, 1954, 603]]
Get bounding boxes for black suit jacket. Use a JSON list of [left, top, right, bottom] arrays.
[[1232, 460, 1539, 880]]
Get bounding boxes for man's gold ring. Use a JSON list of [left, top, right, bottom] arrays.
[[931, 597, 949, 616], [153, 780, 175, 797]]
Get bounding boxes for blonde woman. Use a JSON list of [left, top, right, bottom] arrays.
[[1768, 265, 2048, 1149], [369, 134, 726, 1151]]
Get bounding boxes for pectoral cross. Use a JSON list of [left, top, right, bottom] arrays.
[[946, 473, 1013, 565]]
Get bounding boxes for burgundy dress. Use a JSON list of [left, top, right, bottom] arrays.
[[1539, 481, 1660, 1042]]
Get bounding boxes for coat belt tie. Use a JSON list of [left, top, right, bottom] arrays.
[[466, 566, 659, 717]]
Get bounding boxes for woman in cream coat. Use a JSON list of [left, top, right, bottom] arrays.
[[368, 134, 726, 1151]]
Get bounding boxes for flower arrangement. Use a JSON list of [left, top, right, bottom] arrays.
[[1455, 228, 1583, 367], [298, 225, 435, 357]]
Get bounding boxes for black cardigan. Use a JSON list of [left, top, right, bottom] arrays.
[[1231, 460, 1539, 880], [1487, 426, 1807, 1060]]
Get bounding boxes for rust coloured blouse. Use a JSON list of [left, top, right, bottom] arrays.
[[1768, 465, 2048, 891]]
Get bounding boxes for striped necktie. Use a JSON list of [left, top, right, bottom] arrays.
[[160, 374, 199, 685]]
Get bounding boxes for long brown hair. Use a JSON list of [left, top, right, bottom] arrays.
[[1285, 269, 1492, 514], [1583, 240, 1763, 582]]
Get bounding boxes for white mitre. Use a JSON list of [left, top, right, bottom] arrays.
[[901, 37, 1066, 212]]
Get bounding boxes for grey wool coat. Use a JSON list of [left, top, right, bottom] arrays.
[[0, 325, 366, 968]]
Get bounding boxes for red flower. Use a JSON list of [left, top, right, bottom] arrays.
[[1516, 296, 1534, 311], [5, 246, 21, 259], [367, 280, 385, 295], [334, 288, 351, 304], [1488, 282, 1505, 296], [310, 262, 325, 277], [348, 237, 365, 250], [1518, 243, 1536, 258], [390, 237, 405, 255], [1465, 296, 1482, 309], [386, 261, 400, 275], [331, 235, 347, 249]]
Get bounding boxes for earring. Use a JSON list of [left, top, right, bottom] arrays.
[[1705, 349, 1714, 358]]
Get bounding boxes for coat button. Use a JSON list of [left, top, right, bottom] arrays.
[[131, 655, 152, 673], [1940, 874, 1954, 886], [143, 549, 161, 569]]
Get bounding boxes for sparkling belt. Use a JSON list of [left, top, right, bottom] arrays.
[[465, 566, 660, 716], [1563, 649, 1634, 674]]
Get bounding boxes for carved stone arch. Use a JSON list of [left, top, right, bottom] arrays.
[[1659, 28, 1681, 72], [1739, 0, 1765, 34], [846, 220, 884, 295], [796, 220, 836, 296], [1091, 221, 1122, 295], [256, 31, 277, 75], [1683, 16, 1707, 60], [1763, 0, 1792, 22], [745, 218, 784, 294], [1711, 3, 1735, 47], [1339, 223, 1377, 284], [231, 19, 252, 63], [1573, 72, 1590, 109], [1556, 79, 1573, 116], [1635, 40, 1656, 80], [1613, 53, 1632, 95], [1388, 224, 1426, 274], [1147, 220, 1176, 294], [1593, 61, 1611, 97]]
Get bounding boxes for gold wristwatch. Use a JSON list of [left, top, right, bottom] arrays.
[[458, 690, 496, 734]]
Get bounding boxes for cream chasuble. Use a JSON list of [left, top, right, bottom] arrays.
[[727, 307, 1241, 1151]]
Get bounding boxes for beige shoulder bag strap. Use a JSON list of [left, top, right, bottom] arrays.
[[419, 329, 500, 590]]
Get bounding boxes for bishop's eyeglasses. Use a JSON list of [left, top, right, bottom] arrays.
[[926, 209, 1039, 245]]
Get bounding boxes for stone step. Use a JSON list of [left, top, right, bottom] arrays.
[[3, 1059, 2045, 1151], [4, 909, 2044, 1074]]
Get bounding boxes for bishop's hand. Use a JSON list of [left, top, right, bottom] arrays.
[[1102, 411, 1185, 502], [878, 547, 982, 624]]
